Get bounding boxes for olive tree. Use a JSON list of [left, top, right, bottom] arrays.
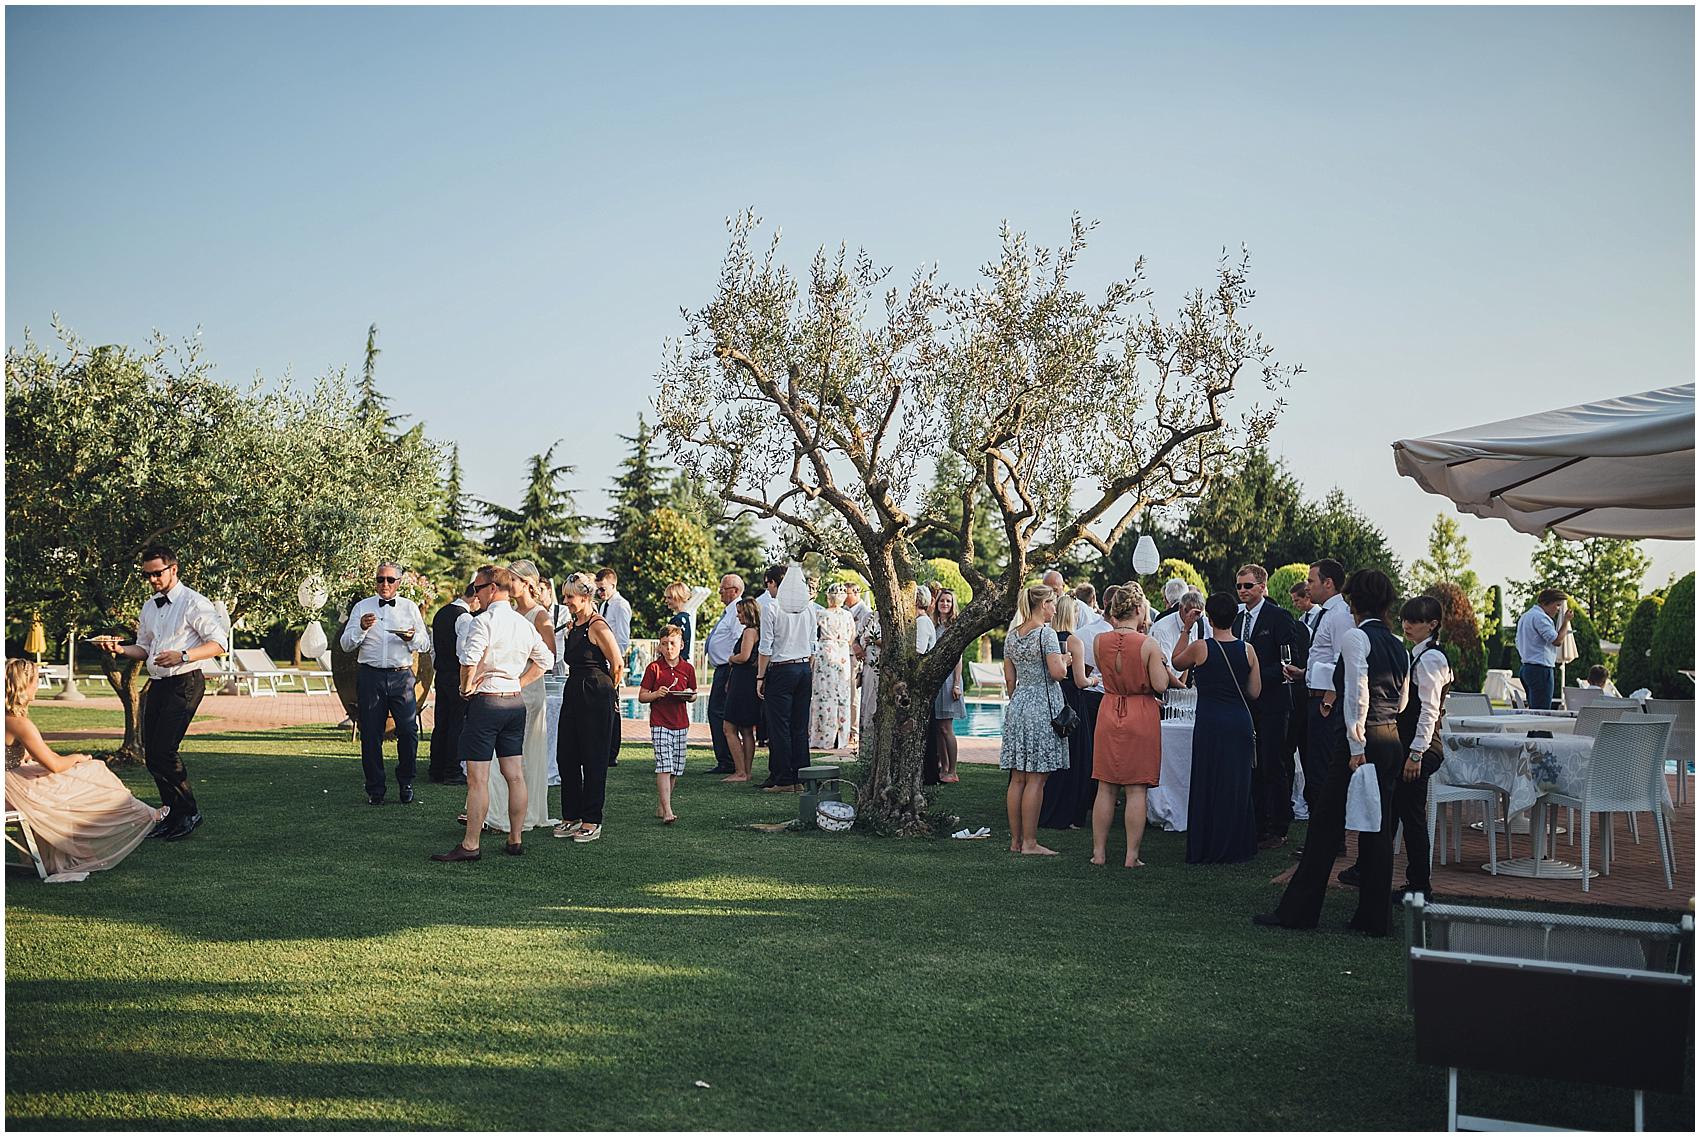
[[5, 321, 441, 761], [656, 213, 1297, 831]]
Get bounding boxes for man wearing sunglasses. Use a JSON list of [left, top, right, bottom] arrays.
[[97, 544, 228, 841], [1234, 564, 1309, 850], [340, 562, 430, 805]]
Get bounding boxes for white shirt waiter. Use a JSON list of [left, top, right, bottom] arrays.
[[341, 593, 430, 668], [598, 588, 633, 656], [1305, 592, 1355, 693], [459, 600, 555, 694], [136, 581, 228, 680]]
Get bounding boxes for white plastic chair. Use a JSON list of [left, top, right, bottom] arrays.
[[4, 809, 47, 880], [1567, 704, 1645, 844], [1642, 698, 1694, 806], [1445, 692, 1493, 719], [1427, 784, 1505, 875], [1544, 717, 1675, 893], [1563, 685, 1604, 712]]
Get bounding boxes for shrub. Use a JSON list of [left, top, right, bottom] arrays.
[[1424, 582, 1484, 692], [1614, 595, 1663, 695], [1650, 571, 1695, 698], [819, 567, 871, 608], [616, 507, 716, 635], [1267, 563, 1309, 616], [1479, 584, 1512, 670]]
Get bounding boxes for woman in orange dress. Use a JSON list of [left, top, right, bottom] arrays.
[[4, 658, 164, 881], [1089, 586, 1170, 867]]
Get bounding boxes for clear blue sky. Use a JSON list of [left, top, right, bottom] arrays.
[[7, 5, 1694, 598]]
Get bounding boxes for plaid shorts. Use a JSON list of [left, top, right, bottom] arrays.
[[651, 726, 688, 775]]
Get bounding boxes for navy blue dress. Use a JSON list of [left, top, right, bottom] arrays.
[[1186, 636, 1257, 864]]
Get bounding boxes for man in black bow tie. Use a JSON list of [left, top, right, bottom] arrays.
[[340, 562, 430, 805], [97, 544, 228, 841]]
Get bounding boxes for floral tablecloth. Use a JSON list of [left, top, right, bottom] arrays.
[[1437, 731, 1673, 817]]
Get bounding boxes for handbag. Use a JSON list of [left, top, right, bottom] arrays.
[[1042, 630, 1080, 737]]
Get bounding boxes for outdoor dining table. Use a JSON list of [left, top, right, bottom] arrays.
[[1436, 730, 1676, 879], [1144, 719, 1195, 832], [1447, 714, 1576, 735]]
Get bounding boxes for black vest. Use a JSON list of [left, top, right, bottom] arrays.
[[1331, 619, 1409, 727], [1397, 639, 1453, 761]]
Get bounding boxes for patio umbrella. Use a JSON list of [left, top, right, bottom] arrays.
[[23, 614, 46, 660], [1392, 384, 1694, 540]]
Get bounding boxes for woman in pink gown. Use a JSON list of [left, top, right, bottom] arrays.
[[5, 658, 163, 881]]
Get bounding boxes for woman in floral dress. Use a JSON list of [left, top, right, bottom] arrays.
[[1001, 584, 1071, 856], [809, 584, 856, 749]]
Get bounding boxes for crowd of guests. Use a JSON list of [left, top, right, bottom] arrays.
[[11, 544, 1566, 937]]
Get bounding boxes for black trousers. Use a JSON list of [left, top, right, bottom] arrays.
[[1251, 708, 1293, 839], [428, 684, 466, 782], [706, 664, 735, 771], [357, 665, 419, 799], [1301, 698, 1342, 816], [1391, 772, 1433, 893], [1276, 721, 1403, 935], [141, 670, 204, 817], [763, 662, 812, 786], [559, 677, 615, 825]]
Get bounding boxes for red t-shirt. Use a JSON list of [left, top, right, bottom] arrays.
[[641, 658, 697, 731]]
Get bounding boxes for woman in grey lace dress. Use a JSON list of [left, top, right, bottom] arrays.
[[1001, 584, 1071, 856]]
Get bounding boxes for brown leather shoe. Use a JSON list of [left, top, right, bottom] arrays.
[[430, 844, 481, 863]]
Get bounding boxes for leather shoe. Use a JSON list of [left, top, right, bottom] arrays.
[[430, 844, 482, 863], [367, 795, 385, 806], [163, 812, 203, 841], [1337, 865, 1362, 887], [504, 842, 524, 856], [146, 817, 174, 840], [399, 787, 416, 805]]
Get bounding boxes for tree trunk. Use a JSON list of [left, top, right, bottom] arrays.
[[98, 654, 147, 766], [856, 660, 933, 834]]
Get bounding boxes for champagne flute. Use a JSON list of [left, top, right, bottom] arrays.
[[1280, 644, 1293, 683]]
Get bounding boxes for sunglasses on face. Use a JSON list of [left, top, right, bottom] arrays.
[[375, 575, 399, 584], [141, 567, 173, 579], [1235, 583, 1258, 591], [472, 581, 494, 593]]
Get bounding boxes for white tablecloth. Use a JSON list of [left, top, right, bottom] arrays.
[[545, 687, 563, 786], [1437, 731, 1674, 817], [1483, 669, 1527, 707], [1145, 720, 1195, 832], [1448, 714, 1575, 735]]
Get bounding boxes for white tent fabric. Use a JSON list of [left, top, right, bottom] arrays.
[[1392, 384, 1695, 540]]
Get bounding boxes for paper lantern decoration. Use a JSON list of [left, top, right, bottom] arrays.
[[297, 575, 329, 611], [299, 620, 329, 663], [1132, 535, 1161, 576]]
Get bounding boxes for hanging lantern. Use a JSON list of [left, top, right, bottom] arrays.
[[297, 575, 329, 612], [1132, 534, 1161, 577], [299, 620, 329, 663], [24, 614, 47, 658]]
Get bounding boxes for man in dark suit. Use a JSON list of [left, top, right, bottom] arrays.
[[1235, 564, 1309, 849], [428, 580, 479, 785]]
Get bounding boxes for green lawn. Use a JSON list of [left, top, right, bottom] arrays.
[[27, 705, 133, 733], [5, 726, 1692, 1130]]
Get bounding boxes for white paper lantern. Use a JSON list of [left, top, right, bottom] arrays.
[[300, 620, 328, 662], [297, 575, 329, 611], [1132, 534, 1161, 576]]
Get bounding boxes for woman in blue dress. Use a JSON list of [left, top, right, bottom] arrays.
[[1000, 584, 1071, 856], [1171, 591, 1261, 864]]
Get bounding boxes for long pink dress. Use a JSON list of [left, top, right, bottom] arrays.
[[5, 738, 160, 881]]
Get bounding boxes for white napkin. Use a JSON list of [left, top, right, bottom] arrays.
[[950, 827, 992, 840], [1344, 764, 1382, 833]]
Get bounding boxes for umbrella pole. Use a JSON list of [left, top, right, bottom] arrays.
[[54, 628, 87, 701]]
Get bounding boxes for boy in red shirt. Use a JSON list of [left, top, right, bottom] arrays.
[[638, 624, 697, 824]]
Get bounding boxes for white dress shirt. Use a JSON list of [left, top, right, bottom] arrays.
[[1305, 593, 1354, 691], [340, 594, 430, 668], [1150, 611, 1188, 674], [847, 600, 873, 639], [705, 602, 745, 668], [599, 591, 633, 655], [915, 613, 936, 655], [458, 600, 555, 694], [760, 606, 817, 663], [1408, 638, 1452, 754], [1515, 605, 1561, 667], [1075, 609, 1112, 672], [455, 610, 477, 657], [135, 582, 228, 680], [1236, 598, 1266, 641], [1340, 619, 1408, 757]]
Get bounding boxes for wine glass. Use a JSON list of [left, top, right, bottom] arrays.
[[1280, 644, 1293, 683]]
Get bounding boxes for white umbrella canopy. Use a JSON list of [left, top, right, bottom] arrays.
[[1392, 384, 1695, 540]]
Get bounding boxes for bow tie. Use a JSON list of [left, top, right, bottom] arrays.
[[379, 598, 396, 607], [154, 595, 171, 608]]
